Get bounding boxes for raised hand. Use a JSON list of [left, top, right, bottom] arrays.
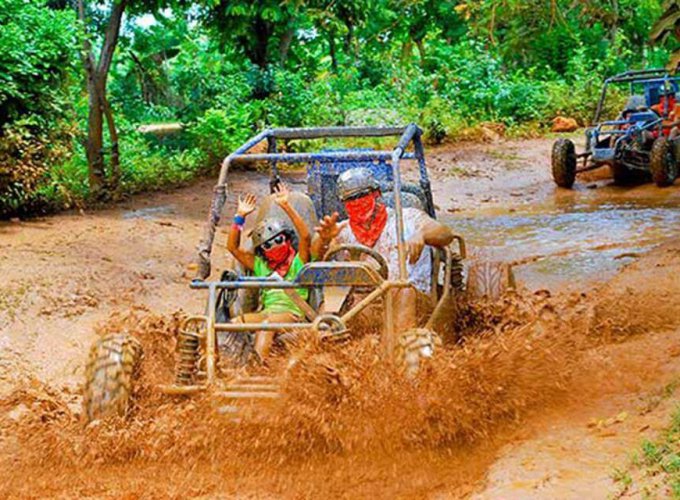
[[237, 193, 257, 217], [315, 212, 341, 243], [272, 182, 290, 207]]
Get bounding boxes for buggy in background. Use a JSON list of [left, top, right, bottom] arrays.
[[552, 69, 680, 189]]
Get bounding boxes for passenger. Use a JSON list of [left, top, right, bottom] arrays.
[[226, 183, 311, 362], [311, 167, 454, 331]]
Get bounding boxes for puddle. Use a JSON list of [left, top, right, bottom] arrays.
[[122, 205, 176, 220], [446, 197, 680, 291]]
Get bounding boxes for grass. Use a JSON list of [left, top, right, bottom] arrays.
[[614, 406, 680, 499]]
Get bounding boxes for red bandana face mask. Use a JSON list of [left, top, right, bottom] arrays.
[[344, 191, 388, 247], [263, 239, 295, 276]]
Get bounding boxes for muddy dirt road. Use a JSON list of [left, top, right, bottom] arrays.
[[2, 134, 680, 498]]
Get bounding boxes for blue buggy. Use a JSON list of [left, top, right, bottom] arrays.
[[552, 69, 680, 188]]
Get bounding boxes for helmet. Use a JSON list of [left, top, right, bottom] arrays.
[[251, 218, 293, 249], [337, 167, 380, 201], [659, 83, 676, 96]]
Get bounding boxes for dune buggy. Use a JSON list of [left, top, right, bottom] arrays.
[[552, 69, 680, 189], [82, 124, 511, 421]]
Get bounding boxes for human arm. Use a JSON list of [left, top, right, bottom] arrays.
[[272, 184, 312, 263], [311, 212, 341, 261], [226, 193, 257, 271], [404, 214, 454, 265]]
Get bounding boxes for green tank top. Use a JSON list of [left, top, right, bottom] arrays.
[[253, 254, 309, 316]]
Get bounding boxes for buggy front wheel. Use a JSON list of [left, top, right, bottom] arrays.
[[82, 333, 143, 422], [551, 138, 577, 188], [650, 137, 678, 187], [395, 328, 441, 379]]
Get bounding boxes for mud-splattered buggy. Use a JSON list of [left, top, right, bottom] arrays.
[[552, 69, 680, 189], [82, 125, 507, 421]]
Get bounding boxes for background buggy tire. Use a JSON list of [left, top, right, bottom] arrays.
[[551, 138, 577, 188], [395, 328, 441, 379], [650, 137, 677, 187], [83, 333, 143, 422], [466, 261, 515, 301]]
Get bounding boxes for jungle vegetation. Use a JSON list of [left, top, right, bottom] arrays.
[[0, 0, 678, 216]]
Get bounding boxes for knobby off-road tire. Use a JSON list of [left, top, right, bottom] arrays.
[[551, 138, 577, 188], [83, 333, 143, 422], [395, 328, 441, 379], [451, 254, 465, 292], [466, 261, 516, 301], [650, 137, 678, 187]]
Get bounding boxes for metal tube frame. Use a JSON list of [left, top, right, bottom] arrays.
[[196, 125, 424, 281], [171, 278, 411, 391], [177, 124, 442, 394]]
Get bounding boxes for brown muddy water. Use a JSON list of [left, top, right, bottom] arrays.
[[446, 188, 680, 291]]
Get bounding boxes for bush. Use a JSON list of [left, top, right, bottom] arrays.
[[0, 0, 79, 217], [187, 98, 262, 166]]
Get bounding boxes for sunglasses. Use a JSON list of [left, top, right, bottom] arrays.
[[260, 234, 286, 250]]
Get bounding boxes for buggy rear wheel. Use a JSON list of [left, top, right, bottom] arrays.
[[466, 261, 515, 301], [650, 137, 678, 187], [83, 333, 143, 422], [395, 328, 441, 379], [551, 138, 577, 188]]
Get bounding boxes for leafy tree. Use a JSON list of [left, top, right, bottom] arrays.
[[650, 0, 680, 70], [75, 0, 197, 198], [203, 1, 302, 68], [0, 0, 78, 215]]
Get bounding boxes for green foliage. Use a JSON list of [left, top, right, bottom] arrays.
[[0, 0, 79, 216], [620, 405, 680, 497], [0, 0, 78, 126], [1, 0, 676, 217], [188, 99, 261, 166]]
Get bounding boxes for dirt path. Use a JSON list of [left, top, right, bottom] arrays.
[[1, 136, 565, 395], [2, 134, 680, 497]]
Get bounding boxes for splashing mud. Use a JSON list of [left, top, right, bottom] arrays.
[[3, 241, 680, 497]]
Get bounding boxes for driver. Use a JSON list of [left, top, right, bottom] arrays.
[[312, 167, 454, 329], [651, 84, 680, 139]]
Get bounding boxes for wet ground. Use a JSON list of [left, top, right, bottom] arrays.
[[447, 184, 680, 290], [3, 134, 680, 497]]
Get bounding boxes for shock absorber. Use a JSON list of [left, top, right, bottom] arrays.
[[175, 319, 202, 385]]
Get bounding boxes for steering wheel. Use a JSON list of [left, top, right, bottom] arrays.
[[323, 243, 390, 281]]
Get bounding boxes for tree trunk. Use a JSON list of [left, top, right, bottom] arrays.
[[252, 18, 271, 68], [77, 0, 127, 199], [85, 76, 106, 195], [344, 22, 355, 60], [279, 25, 295, 66], [101, 92, 120, 193], [415, 39, 426, 68], [401, 40, 413, 63], [328, 29, 338, 71]]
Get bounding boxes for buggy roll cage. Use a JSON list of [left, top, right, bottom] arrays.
[[195, 124, 433, 283], [593, 68, 680, 124]]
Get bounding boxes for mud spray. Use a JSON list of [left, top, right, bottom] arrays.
[[3, 250, 680, 497]]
